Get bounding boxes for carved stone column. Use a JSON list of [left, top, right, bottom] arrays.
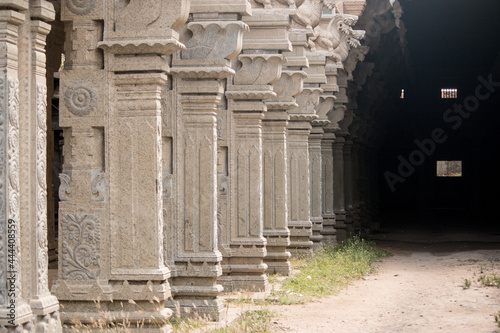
[[1, 1, 62, 330], [343, 139, 354, 237], [263, 69, 304, 275], [308, 126, 324, 247], [332, 135, 346, 241], [351, 142, 361, 231], [223, 52, 283, 290], [320, 61, 340, 246], [219, 3, 289, 291], [304, 53, 329, 249], [320, 131, 336, 244], [167, 5, 249, 317], [287, 84, 321, 257], [53, 1, 190, 329]]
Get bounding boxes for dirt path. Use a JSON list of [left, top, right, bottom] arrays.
[[268, 239, 500, 333]]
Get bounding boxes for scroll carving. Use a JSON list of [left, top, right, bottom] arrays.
[[36, 84, 49, 294], [234, 54, 283, 85], [61, 214, 101, 280], [254, 0, 296, 9], [59, 173, 72, 202], [0, 77, 6, 305], [182, 22, 248, 61], [91, 172, 106, 202]]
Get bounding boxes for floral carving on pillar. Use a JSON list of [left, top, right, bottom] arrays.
[[182, 22, 248, 60], [61, 214, 101, 280], [64, 82, 98, 117], [0, 76, 22, 304], [0, 77, 6, 305], [66, 0, 97, 15], [36, 84, 49, 294]]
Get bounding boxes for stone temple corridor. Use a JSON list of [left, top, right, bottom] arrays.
[[0, 0, 499, 331]]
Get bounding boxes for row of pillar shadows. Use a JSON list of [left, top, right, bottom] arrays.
[[0, 0, 400, 330]]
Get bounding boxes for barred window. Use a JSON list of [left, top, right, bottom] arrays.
[[441, 88, 457, 99]]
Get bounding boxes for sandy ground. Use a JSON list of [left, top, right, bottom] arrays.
[[221, 227, 500, 333]]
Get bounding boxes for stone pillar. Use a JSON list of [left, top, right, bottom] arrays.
[[220, 3, 289, 291], [53, 1, 190, 329], [333, 135, 346, 242], [351, 142, 362, 231], [309, 126, 324, 247], [343, 139, 354, 237], [0, 3, 32, 328], [321, 132, 336, 245], [309, 94, 333, 250], [262, 111, 290, 274], [305, 54, 329, 250], [168, 6, 249, 317], [319, 61, 340, 246], [1, 1, 61, 330], [287, 84, 321, 257], [223, 54, 281, 290], [358, 145, 369, 227], [263, 69, 305, 275], [169, 70, 225, 319]]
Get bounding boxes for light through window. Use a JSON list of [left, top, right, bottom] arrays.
[[400, 89, 404, 99], [441, 88, 457, 99], [437, 160, 462, 177]]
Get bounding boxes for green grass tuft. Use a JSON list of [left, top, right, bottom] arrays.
[[244, 235, 391, 306]]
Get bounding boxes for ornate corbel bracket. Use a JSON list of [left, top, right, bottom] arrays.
[[338, 107, 354, 136], [292, 0, 336, 31], [344, 45, 370, 80], [99, 0, 190, 56], [312, 94, 335, 126], [333, 28, 365, 67], [254, 0, 297, 10], [328, 103, 346, 131], [181, 21, 249, 61], [234, 54, 284, 85], [266, 70, 307, 110], [288, 87, 322, 121]]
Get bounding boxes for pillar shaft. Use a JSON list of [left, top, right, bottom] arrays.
[[1, 2, 61, 330], [344, 139, 354, 238], [333, 137, 346, 242], [321, 132, 336, 244], [53, 1, 190, 329], [287, 121, 314, 256], [262, 111, 291, 275], [309, 126, 324, 247]]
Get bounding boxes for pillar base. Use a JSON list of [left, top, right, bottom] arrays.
[[264, 247, 292, 275], [264, 230, 291, 275], [288, 220, 313, 257], [167, 298, 225, 321], [220, 243, 269, 292], [335, 212, 347, 243], [59, 301, 172, 332], [310, 216, 324, 248]]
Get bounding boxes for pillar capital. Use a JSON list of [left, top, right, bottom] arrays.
[[99, 0, 189, 56]]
